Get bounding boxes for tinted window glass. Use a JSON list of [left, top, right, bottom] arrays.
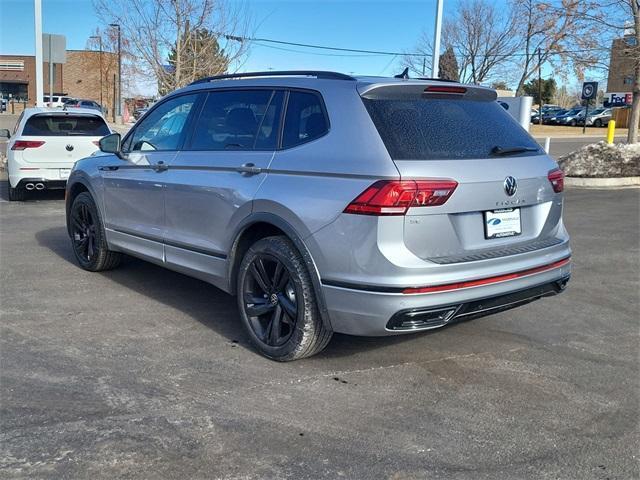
[[23, 114, 110, 136], [282, 91, 328, 148], [363, 97, 542, 160], [127, 94, 197, 152], [190, 90, 278, 151]]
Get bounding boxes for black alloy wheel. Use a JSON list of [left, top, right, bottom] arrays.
[[243, 254, 298, 347], [71, 202, 97, 263], [68, 192, 121, 271]]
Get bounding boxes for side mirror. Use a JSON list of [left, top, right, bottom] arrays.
[[0, 129, 10, 139], [99, 133, 123, 157]]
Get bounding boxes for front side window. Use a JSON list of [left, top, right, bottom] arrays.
[[22, 114, 110, 136], [190, 89, 281, 151], [282, 91, 328, 148], [126, 94, 198, 152]]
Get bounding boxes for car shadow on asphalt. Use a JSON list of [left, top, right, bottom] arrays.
[[35, 225, 423, 360]]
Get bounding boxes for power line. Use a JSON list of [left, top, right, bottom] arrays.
[[222, 32, 609, 59]]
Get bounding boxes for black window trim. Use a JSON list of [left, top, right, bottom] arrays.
[[121, 91, 205, 153], [122, 86, 331, 153]]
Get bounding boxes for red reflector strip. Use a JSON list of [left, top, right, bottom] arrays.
[[403, 257, 571, 294]]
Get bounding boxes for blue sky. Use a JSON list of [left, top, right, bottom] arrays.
[[0, 0, 603, 93], [0, 0, 439, 76]]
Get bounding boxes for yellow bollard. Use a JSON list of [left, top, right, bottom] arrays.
[[606, 120, 616, 144]]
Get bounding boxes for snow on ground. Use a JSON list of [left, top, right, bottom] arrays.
[[558, 141, 640, 178]]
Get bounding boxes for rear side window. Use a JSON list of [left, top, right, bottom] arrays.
[[363, 97, 542, 160], [22, 114, 110, 136], [190, 89, 281, 151], [282, 91, 328, 148]]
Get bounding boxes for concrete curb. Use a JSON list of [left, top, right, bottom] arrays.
[[566, 176, 640, 188]]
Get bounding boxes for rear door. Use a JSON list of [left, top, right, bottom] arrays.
[[102, 93, 201, 261], [19, 113, 110, 171], [360, 84, 563, 262], [162, 88, 283, 287]]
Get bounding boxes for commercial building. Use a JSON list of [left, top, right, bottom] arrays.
[[605, 33, 636, 107], [0, 50, 119, 117]]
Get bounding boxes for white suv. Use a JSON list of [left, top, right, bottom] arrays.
[[2, 107, 111, 201], [43, 95, 72, 108]]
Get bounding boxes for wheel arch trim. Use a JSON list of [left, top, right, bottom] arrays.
[[228, 212, 333, 331], [65, 175, 101, 237]]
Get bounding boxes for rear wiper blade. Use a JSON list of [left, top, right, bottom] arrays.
[[490, 145, 540, 156]]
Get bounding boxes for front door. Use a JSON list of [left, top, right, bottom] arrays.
[[102, 93, 201, 262], [163, 89, 284, 288]]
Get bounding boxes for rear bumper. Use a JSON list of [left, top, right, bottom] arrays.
[[322, 257, 571, 336], [12, 177, 67, 190]]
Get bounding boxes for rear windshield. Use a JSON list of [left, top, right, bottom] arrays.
[[362, 97, 542, 160], [23, 114, 110, 136]]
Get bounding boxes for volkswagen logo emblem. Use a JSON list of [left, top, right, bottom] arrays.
[[504, 176, 518, 196], [65, 144, 74, 152]]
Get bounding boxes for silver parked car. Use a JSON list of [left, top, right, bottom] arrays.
[[582, 108, 612, 127], [65, 71, 571, 361]]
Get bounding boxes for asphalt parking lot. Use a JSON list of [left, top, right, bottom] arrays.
[[1, 181, 638, 479]]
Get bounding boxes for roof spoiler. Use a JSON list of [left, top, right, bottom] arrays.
[[359, 83, 497, 102]]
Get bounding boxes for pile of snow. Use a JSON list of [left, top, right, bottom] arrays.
[[558, 141, 640, 178]]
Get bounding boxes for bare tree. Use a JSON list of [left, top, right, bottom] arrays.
[[93, 0, 252, 95], [446, 0, 522, 84], [511, 0, 603, 95], [404, 0, 520, 84], [628, 0, 640, 143]]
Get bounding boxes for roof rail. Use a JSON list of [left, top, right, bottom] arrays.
[[189, 70, 356, 85]]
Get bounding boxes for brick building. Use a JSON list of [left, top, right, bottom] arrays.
[[0, 50, 119, 117], [605, 35, 636, 107]]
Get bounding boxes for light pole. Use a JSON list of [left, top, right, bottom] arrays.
[[89, 35, 103, 109], [109, 23, 121, 121], [432, 0, 444, 78]]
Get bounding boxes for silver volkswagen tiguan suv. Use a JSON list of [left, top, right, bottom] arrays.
[[66, 71, 571, 361]]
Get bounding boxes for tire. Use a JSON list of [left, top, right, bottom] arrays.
[[594, 119, 602, 127], [7, 179, 26, 201], [237, 236, 332, 361], [570, 119, 577, 126], [69, 192, 121, 271]]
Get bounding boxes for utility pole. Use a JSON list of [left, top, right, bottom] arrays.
[[110, 23, 122, 121], [48, 34, 54, 106], [432, 0, 444, 78], [89, 35, 103, 108], [537, 48, 543, 113], [34, 0, 44, 106]]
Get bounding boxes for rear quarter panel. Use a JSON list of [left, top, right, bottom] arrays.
[[252, 81, 399, 243]]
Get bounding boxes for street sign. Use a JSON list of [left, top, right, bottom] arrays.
[[42, 34, 66, 64], [581, 81, 598, 100], [581, 81, 598, 134]]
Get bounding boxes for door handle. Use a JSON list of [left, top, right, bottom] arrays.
[[99, 165, 120, 171], [153, 161, 168, 172], [236, 163, 262, 175]]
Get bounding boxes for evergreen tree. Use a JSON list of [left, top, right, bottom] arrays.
[[438, 47, 459, 81]]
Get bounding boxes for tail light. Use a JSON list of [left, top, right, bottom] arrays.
[[11, 140, 45, 150], [424, 85, 467, 94], [92, 141, 100, 146], [548, 168, 564, 193], [344, 179, 458, 216]]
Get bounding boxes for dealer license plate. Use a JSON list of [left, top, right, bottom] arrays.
[[484, 208, 522, 239]]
